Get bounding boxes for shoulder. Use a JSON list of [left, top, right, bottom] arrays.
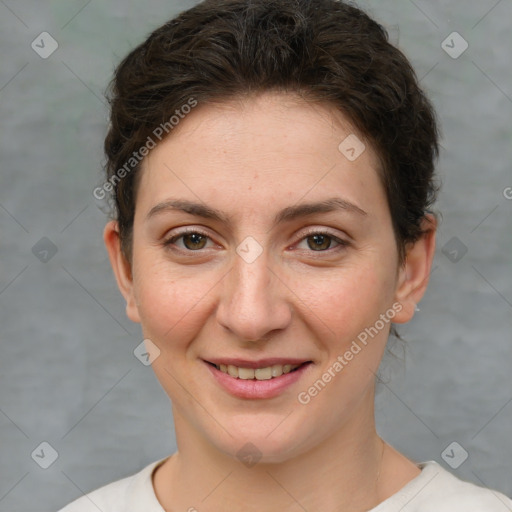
[[376, 461, 512, 511], [422, 462, 512, 510], [57, 458, 167, 512]]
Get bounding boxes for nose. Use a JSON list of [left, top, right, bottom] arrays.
[[215, 250, 292, 343]]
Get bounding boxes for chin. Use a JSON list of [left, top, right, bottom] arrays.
[[204, 417, 313, 465]]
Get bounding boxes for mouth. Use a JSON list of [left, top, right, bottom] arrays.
[[206, 361, 308, 380], [203, 358, 313, 399]]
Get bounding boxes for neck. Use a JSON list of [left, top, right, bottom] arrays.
[[153, 387, 418, 512]]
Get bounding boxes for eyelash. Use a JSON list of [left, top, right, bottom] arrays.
[[163, 228, 350, 255]]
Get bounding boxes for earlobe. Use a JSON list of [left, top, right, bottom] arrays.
[[393, 214, 437, 323], [103, 221, 141, 323]]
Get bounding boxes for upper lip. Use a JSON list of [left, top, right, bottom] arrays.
[[204, 358, 311, 369]]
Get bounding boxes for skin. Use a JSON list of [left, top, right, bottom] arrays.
[[104, 92, 436, 511]]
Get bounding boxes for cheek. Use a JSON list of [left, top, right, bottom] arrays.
[[132, 255, 216, 346], [302, 260, 397, 342], [296, 265, 395, 414]]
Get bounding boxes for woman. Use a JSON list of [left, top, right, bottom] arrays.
[[60, 0, 512, 510]]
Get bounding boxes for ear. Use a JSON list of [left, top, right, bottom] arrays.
[[392, 214, 437, 323], [103, 220, 141, 323]]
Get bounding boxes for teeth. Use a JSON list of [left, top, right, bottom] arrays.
[[254, 367, 272, 380], [271, 365, 282, 377], [215, 363, 302, 380], [238, 367, 255, 379]]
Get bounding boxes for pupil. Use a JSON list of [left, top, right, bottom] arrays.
[[309, 234, 330, 251], [185, 233, 206, 250]]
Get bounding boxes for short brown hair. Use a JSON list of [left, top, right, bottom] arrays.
[[104, 0, 439, 264]]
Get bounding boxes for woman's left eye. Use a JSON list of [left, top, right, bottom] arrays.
[[296, 232, 349, 252]]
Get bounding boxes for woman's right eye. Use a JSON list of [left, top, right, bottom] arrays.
[[164, 230, 214, 252]]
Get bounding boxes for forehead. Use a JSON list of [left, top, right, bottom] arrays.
[[137, 92, 385, 218]]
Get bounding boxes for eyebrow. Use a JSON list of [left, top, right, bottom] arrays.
[[146, 197, 368, 227]]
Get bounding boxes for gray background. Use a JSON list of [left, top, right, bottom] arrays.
[[0, 1, 511, 510]]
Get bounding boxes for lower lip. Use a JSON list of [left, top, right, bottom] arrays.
[[205, 361, 312, 399]]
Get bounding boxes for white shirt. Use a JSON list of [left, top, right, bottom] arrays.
[[58, 458, 512, 511]]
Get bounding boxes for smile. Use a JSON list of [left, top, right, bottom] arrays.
[[214, 363, 302, 380], [204, 359, 313, 399]]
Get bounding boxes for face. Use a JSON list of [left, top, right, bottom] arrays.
[[106, 92, 434, 463]]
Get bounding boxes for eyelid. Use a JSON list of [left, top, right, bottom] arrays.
[[296, 226, 349, 241]]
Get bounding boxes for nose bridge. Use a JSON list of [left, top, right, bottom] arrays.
[[216, 248, 291, 342]]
